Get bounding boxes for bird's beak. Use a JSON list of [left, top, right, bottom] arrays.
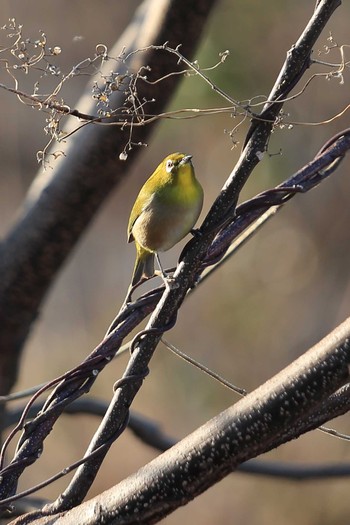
[[180, 155, 193, 165]]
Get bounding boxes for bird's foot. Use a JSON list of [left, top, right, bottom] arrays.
[[154, 270, 179, 290], [164, 275, 179, 290]]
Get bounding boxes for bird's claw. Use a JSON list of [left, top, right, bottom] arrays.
[[154, 270, 179, 290], [164, 276, 179, 290]]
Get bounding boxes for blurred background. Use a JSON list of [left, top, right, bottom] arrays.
[[1, 0, 350, 523]]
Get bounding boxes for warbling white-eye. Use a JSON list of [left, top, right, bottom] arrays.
[[128, 152, 203, 286]]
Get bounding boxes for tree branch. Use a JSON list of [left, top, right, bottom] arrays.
[[11, 316, 350, 524], [6, 396, 350, 482]]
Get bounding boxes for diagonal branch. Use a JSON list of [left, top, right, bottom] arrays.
[[12, 316, 350, 525]]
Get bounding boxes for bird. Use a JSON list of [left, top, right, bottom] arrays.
[[128, 152, 203, 287]]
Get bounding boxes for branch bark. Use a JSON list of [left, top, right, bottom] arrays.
[[11, 316, 350, 524]]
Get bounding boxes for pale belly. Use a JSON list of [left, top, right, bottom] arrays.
[[132, 199, 202, 252]]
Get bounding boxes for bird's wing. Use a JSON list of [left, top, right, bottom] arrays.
[[127, 208, 138, 243], [127, 190, 154, 243]]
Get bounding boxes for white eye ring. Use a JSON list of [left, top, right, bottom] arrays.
[[166, 159, 174, 173]]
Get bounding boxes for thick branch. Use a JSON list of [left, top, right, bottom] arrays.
[[7, 393, 350, 481], [12, 316, 350, 525]]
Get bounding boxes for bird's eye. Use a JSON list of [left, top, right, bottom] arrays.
[[166, 159, 174, 173]]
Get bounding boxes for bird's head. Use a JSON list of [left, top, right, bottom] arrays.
[[163, 152, 193, 175]]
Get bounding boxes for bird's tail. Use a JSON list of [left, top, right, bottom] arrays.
[[131, 244, 155, 286], [104, 245, 155, 338], [104, 245, 154, 338]]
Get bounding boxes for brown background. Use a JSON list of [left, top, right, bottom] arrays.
[[1, 1, 350, 523]]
